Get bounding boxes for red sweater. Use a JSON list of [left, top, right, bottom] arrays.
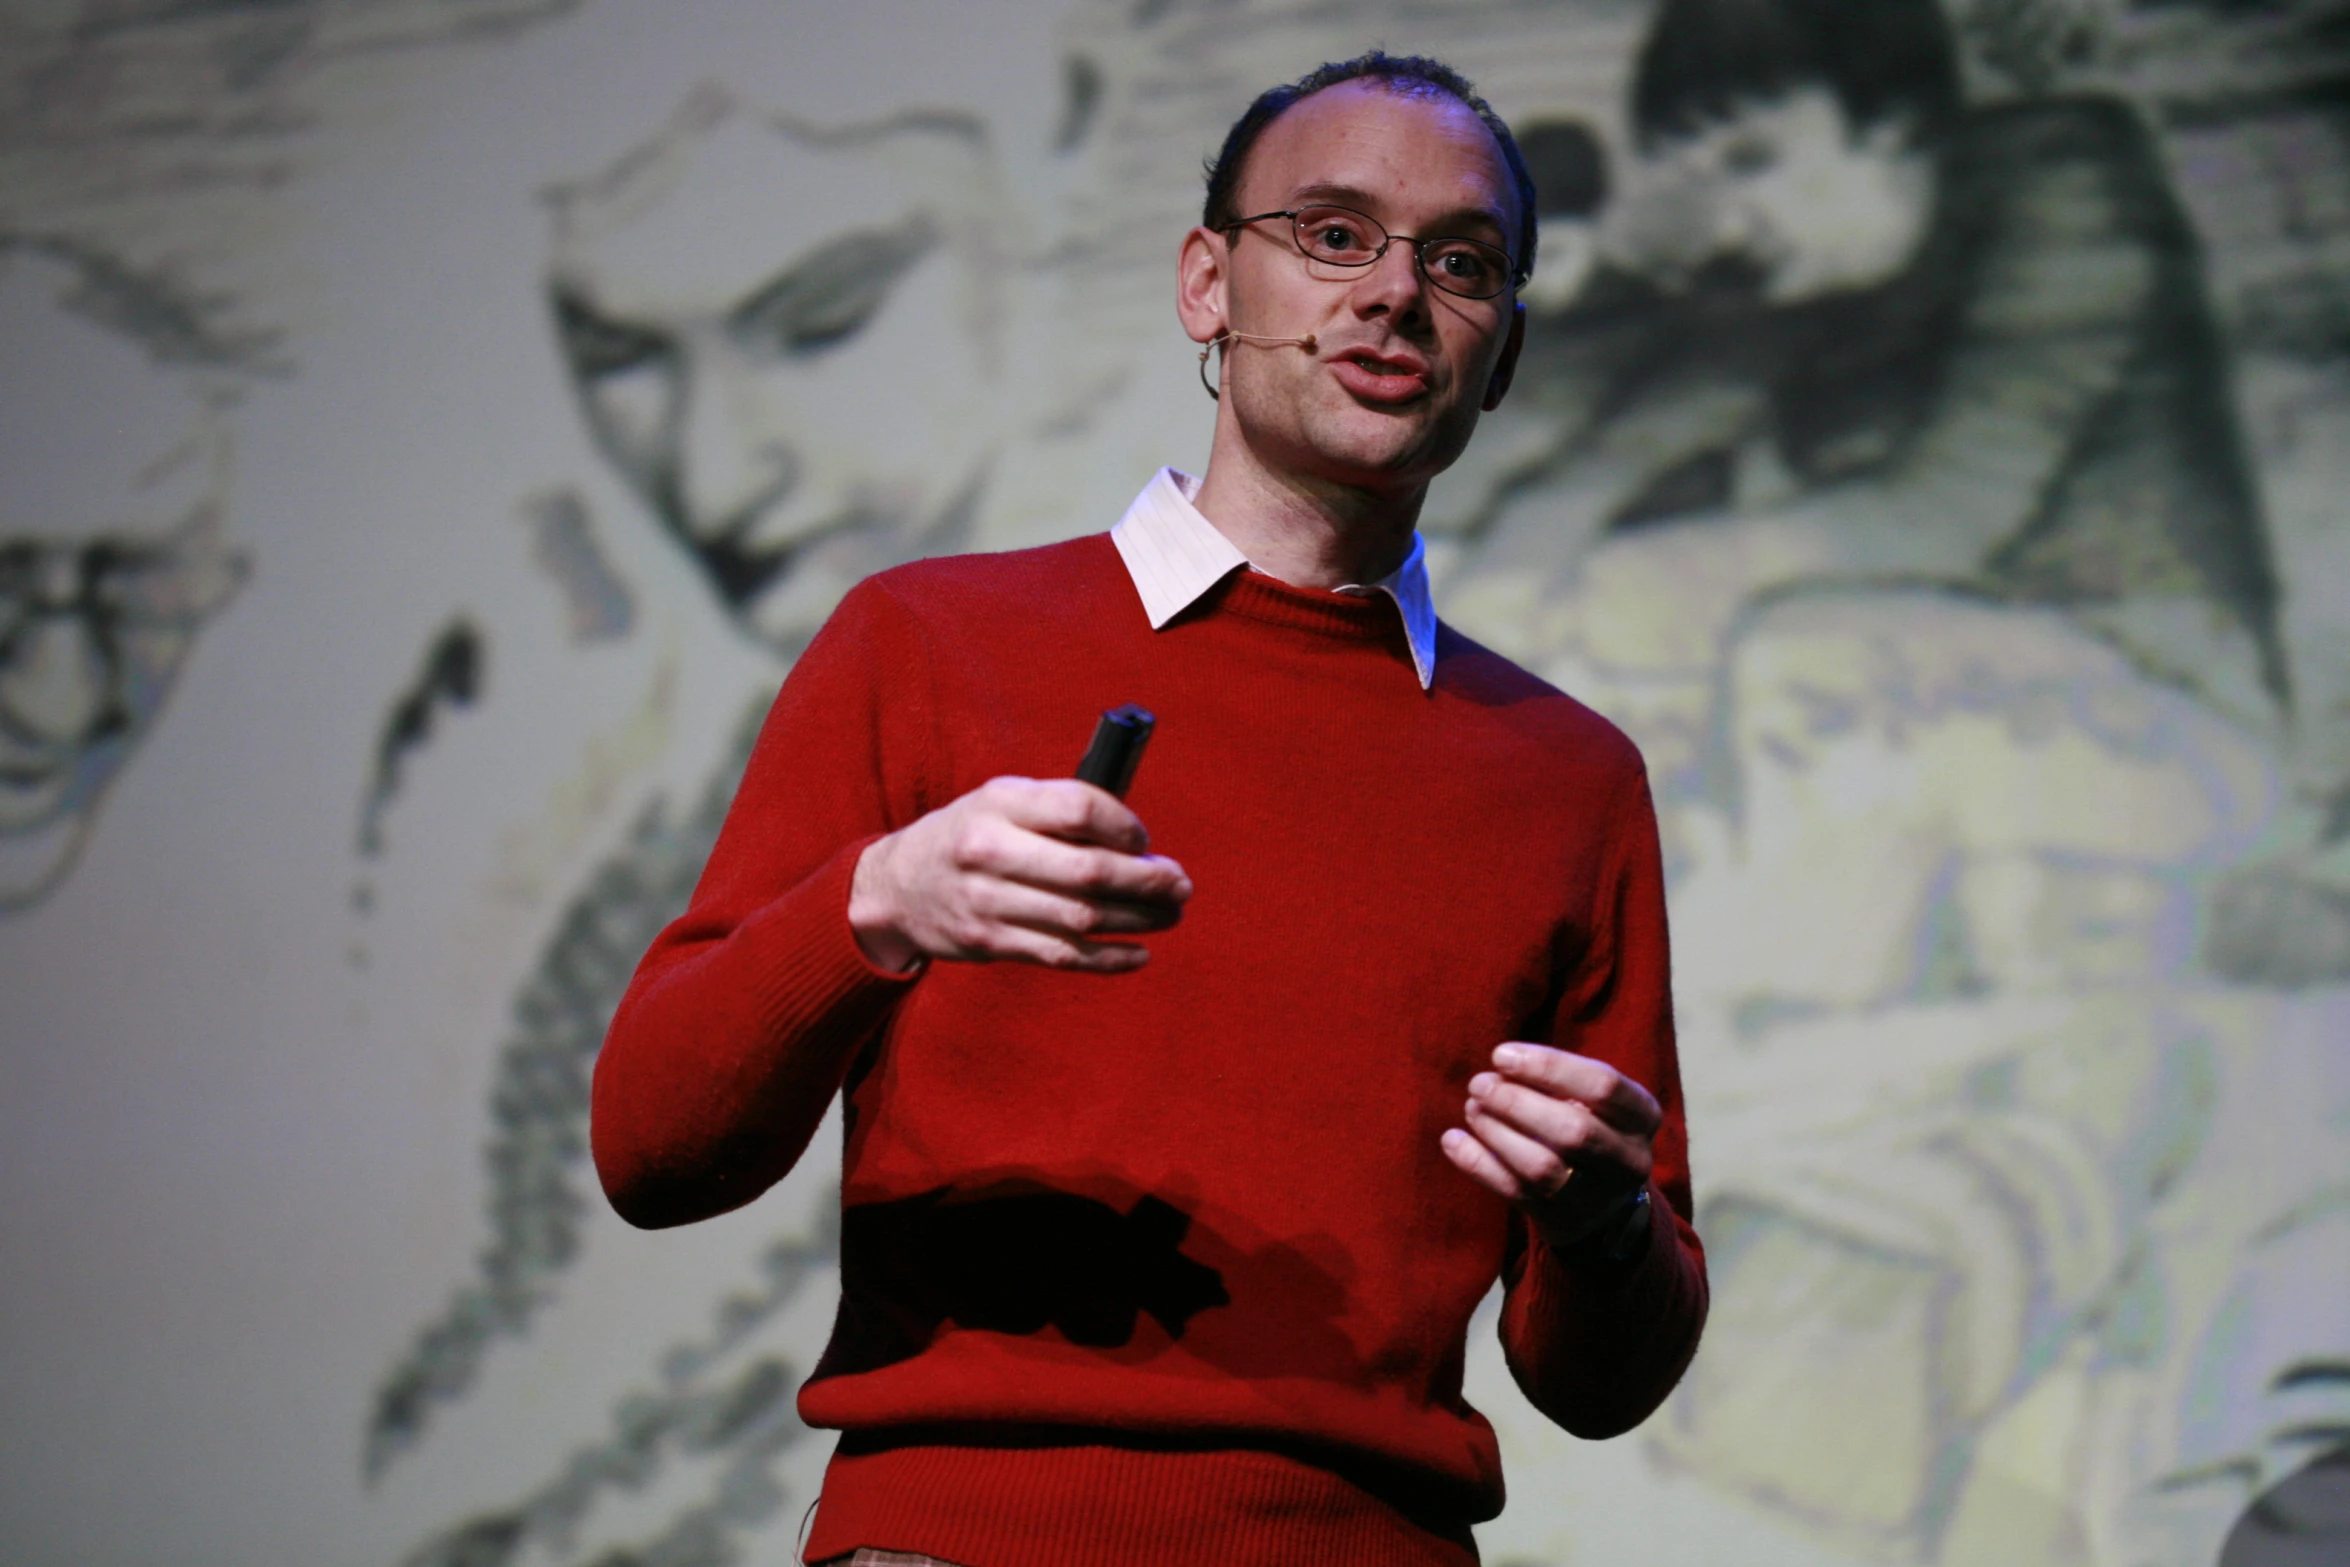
[[592, 536, 1706, 1567]]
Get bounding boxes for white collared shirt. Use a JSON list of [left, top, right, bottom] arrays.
[[1107, 467, 1438, 689]]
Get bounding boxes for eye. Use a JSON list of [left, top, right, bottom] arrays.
[[1298, 208, 1380, 260], [552, 292, 671, 381], [1424, 240, 1507, 294], [732, 219, 939, 359], [1723, 135, 1776, 176]]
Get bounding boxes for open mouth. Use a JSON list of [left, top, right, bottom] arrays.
[[1332, 347, 1432, 403]]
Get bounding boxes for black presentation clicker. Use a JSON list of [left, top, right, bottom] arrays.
[[1075, 705, 1155, 799]]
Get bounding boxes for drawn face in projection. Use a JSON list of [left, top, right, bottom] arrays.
[[0, 252, 244, 909], [1627, 87, 1935, 303], [548, 106, 999, 649]]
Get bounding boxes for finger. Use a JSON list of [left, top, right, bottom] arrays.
[[996, 777, 1152, 853], [1462, 1099, 1577, 1199], [1491, 1043, 1661, 1135], [972, 919, 1151, 974], [1440, 1126, 1526, 1202], [1467, 1070, 1616, 1162], [985, 831, 1192, 906], [972, 879, 1183, 939], [1470, 1077, 1654, 1195]]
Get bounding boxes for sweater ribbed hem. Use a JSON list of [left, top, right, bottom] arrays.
[[804, 1441, 1479, 1567]]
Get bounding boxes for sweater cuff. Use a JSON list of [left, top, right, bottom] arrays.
[[739, 833, 924, 1032], [1533, 1181, 1678, 1302]]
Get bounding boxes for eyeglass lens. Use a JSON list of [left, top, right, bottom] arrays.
[[1290, 205, 1512, 299]]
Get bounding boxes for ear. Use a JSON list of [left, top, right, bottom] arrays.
[[1175, 224, 1230, 346], [1482, 301, 1527, 411]]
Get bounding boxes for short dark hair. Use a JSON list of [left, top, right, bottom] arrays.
[[1631, 0, 1962, 151], [1202, 50, 1539, 286]]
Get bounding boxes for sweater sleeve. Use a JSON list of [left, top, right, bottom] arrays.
[[1499, 759, 1709, 1438], [591, 576, 938, 1229]]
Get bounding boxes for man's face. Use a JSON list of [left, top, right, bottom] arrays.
[[1614, 87, 1936, 303], [1201, 80, 1526, 497], [549, 110, 998, 647], [0, 254, 243, 903]]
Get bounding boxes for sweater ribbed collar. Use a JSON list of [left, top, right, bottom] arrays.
[[1109, 467, 1437, 689]]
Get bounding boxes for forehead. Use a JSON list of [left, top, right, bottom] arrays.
[[549, 113, 974, 319], [1239, 79, 1517, 228]]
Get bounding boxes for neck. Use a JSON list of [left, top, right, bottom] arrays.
[[1190, 441, 1424, 592]]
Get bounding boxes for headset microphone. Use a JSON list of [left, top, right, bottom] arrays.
[[1197, 327, 1318, 400]]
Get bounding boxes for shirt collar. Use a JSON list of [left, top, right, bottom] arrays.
[[1109, 467, 1438, 690]]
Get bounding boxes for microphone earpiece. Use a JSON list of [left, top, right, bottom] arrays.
[[1196, 328, 1319, 400], [1224, 330, 1317, 351]]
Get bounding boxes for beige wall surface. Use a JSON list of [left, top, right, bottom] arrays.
[[1, 2, 2345, 1564]]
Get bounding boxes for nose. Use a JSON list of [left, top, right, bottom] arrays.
[[0, 609, 119, 747], [1350, 236, 1432, 324], [1710, 188, 1767, 266], [671, 350, 796, 542]]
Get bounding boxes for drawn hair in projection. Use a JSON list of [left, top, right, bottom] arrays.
[[0, 240, 248, 914]]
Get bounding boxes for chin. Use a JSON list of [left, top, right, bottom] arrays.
[[1301, 412, 1452, 483]]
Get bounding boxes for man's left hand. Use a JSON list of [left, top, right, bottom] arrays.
[[1441, 1042, 1661, 1249]]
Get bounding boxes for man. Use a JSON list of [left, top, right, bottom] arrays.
[[593, 53, 1706, 1567]]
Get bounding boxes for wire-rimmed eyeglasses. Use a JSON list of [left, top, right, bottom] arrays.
[[1221, 204, 1521, 300]]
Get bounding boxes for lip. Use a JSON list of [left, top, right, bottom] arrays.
[[1328, 343, 1432, 404]]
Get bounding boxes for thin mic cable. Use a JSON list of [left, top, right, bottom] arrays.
[[1197, 327, 1317, 400]]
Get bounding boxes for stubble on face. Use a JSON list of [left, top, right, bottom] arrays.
[[1212, 80, 1524, 503]]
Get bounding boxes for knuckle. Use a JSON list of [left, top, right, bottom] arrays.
[[947, 818, 990, 868]]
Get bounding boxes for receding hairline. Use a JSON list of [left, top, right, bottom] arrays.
[[1224, 78, 1525, 236], [1202, 51, 1539, 283]]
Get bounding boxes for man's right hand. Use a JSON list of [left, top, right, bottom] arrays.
[[847, 776, 1192, 974]]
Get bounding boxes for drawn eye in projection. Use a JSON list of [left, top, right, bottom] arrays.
[[545, 88, 1002, 652], [551, 290, 671, 381], [0, 245, 248, 914], [731, 220, 939, 358]]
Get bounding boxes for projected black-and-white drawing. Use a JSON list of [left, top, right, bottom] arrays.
[[546, 86, 1004, 653], [358, 618, 483, 858], [368, 90, 1033, 1548], [3, 1, 2347, 1564], [0, 243, 247, 912], [1451, 0, 2285, 735]]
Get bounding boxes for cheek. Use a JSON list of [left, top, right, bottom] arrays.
[[756, 284, 995, 499], [579, 365, 676, 473]]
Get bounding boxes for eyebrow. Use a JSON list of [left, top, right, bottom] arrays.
[[1285, 182, 1513, 241], [726, 217, 939, 338]]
